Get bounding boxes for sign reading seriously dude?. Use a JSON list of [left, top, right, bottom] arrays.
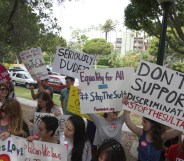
[[52, 47, 95, 78]]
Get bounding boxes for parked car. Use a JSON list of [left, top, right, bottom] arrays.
[[48, 75, 66, 93], [11, 71, 37, 88], [9, 64, 27, 74], [48, 75, 79, 93]]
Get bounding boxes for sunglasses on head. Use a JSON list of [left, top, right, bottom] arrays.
[[0, 88, 8, 91], [103, 139, 122, 152]]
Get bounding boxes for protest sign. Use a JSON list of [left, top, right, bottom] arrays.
[[67, 86, 90, 120], [19, 48, 49, 80], [0, 136, 67, 161], [0, 64, 11, 83], [52, 47, 95, 78], [79, 67, 134, 114], [33, 113, 70, 138], [123, 60, 184, 132]]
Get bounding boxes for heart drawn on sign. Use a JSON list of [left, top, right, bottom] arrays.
[[0, 154, 11, 161]]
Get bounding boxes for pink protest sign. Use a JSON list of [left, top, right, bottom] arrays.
[[0, 64, 11, 83]]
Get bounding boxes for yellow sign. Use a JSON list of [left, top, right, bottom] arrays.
[[67, 86, 91, 120]]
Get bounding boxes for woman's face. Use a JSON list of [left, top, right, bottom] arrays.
[[64, 120, 74, 140], [0, 86, 9, 98], [37, 98, 47, 108], [98, 152, 107, 161], [107, 112, 119, 120], [141, 118, 152, 131], [38, 121, 49, 138], [0, 107, 9, 119]]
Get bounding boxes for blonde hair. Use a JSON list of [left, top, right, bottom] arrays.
[[1, 99, 27, 137]]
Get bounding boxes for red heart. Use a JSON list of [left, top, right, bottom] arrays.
[[0, 154, 10, 161]]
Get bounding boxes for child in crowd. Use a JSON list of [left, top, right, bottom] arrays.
[[123, 110, 182, 161], [165, 139, 184, 161], [93, 139, 126, 161], [60, 115, 92, 161], [0, 99, 30, 140], [88, 111, 125, 147], [27, 116, 59, 144]]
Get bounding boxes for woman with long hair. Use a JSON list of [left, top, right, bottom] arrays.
[[124, 110, 182, 161], [0, 99, 30, 140], [60, 115, 92, 161], [36, 92, 61, 115]]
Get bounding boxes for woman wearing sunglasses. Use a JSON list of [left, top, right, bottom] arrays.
[[0, 99, 30, 140], [0, 83, 9, 104]]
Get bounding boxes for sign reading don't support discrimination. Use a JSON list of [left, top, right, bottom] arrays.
[[19, 48, 49, 80], [52, 47, 95, 78], [0, 136, 67, 161], [79, 67, 134, 114], [123, 60, 184, 132]]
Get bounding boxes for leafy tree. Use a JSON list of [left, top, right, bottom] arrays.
[[68, 28, 88, 51], [82, 38, 112, 68], [82, 38, 112, 57], [171, 62, 184, 73], [0, 0, 72, 63], [124, 0, 184, 55], [39, 33, 67, 64], [100, 19, 116, 41]]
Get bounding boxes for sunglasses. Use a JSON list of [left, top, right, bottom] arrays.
[[0, 88, 8, 91], [103, 139, 122, 152]]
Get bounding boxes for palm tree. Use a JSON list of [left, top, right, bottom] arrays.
[[101, 19, 116, 41]]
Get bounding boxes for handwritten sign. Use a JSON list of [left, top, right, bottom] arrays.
[[0, 136, 67, 161], [67, 86, 90, 120], [123, 60, 184, 132], [52, 47, 95, 78], [19, 48, 49, 80], [0, 64, 11, 83], [79, 67, 134, 114], [33, 113, 70, 138]]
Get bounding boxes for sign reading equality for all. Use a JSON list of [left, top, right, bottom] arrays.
[[123, 60, 184, 132], [79, 67, 134, 114], [0, 136, 67, 161], [0, 64, 11, 83], [52, 47, 95, 78], [19, 47, 49, 80]]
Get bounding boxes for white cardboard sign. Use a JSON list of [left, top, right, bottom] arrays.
[[52, 47, 95, 78], [123, 60, 184, 132], [79, 67, 134, 114], [19, 47, 49, 80]]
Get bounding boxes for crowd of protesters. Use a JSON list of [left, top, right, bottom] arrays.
[[0, 72, 183, 161]]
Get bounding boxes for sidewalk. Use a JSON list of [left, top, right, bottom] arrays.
[[17, 97, 132, 132]]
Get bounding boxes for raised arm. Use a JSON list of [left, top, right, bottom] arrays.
[[124, 110, 142, 137], [162, 128, 182, 141]]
